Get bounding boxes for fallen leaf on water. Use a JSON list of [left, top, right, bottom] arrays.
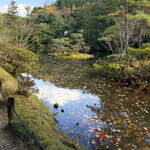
[[91, 139, 96, 144], [95, 134, 99, 137], [88, 130, 94, 133], [80, 120, 86, 127], [123, 131, 129, 137], [89, 127, 97, 130], [71, 129, 73, 134], [138, 137, 142, 143], [114, 125, 120, 129]]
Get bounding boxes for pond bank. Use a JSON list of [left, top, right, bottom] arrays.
[[0, 67, 82, 150]]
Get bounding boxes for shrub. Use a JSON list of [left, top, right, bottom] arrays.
[[128, 47, 150, 60], [141, 42, 150, 49], [106, 54, 123, 62], [0, 43, 38, 76], [17, 75, 35, 97]]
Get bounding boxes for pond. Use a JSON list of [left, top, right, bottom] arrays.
[[29, 56, 150, 149]]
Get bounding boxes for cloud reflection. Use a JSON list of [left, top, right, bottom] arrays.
[[36, 84, 81, 105], [22, 73, 98, 106]]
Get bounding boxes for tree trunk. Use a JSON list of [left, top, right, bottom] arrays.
[[35, 41, 38, 54], [125, 1, 129, 53], [139, 5, 144, 49]]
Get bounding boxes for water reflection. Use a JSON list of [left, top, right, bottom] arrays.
[[30, 76, 99, 106], [36, 56, 150, 149], [22, 73, 105, 148]]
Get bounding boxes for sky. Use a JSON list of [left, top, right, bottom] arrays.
[[0, 0, 56, 16]]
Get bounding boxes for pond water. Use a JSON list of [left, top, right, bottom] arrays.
[[26, 75, 104, 148], [29, 56, 150, 149]]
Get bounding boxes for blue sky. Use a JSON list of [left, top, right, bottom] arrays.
[[0, 0, 56, 7], [0, 0, 56, 16]]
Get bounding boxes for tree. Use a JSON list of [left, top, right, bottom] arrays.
[[25, 6, 32, 24], [0, 12, 3, 24], [71, 33, 89, 53], [98, 0, 149, 54], [0, 43, 38, 76], [57, 0, 98, 9], [51, 33, 90, 54], [8, 1, 18, 16], [7, 1, 19, 23], [136, 1, 150, 48], [72, 2, 109, 51], [38, 23, 52, 52], [32, 6, 43, 14], [51, 38, 71, 53], [2, 5, 39, 51]]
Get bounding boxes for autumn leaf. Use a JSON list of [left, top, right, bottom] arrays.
[[123, 131, 129, 137], [138, 137, 142, 143]]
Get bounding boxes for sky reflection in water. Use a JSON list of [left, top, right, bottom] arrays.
[[23, 74, 104, 148]]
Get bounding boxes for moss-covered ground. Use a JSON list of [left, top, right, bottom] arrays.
[[52, 52, 93, 60]]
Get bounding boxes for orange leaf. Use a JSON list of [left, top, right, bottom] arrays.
[[138, 137, 142, 143]]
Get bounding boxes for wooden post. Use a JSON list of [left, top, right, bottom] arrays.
[[7, 97, 14, 124], [0, 81, 2, 100]]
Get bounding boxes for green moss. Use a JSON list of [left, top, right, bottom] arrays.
[[57, 52, 93, 60]]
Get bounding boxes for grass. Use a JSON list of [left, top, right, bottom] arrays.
[[0, 67, 18, 97], [0, 67, 82, 150], [57, 52, 93, 60]]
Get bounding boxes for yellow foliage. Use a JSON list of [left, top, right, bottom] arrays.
[[46, 7, 54, 14], [0, 19, 2, 22], [143, 4, 150, 7], [108, 10, 124, 16], [58, 52, 93, 60]]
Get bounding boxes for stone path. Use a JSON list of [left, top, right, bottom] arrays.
[[0, 103, 28, 150]]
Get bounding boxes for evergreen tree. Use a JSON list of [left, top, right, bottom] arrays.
[[8, 1, 18, 16], [6, 0, 19, 25]]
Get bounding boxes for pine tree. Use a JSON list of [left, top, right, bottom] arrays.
[[8, 1, 18, 16], [7, 1, 19, 22]]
